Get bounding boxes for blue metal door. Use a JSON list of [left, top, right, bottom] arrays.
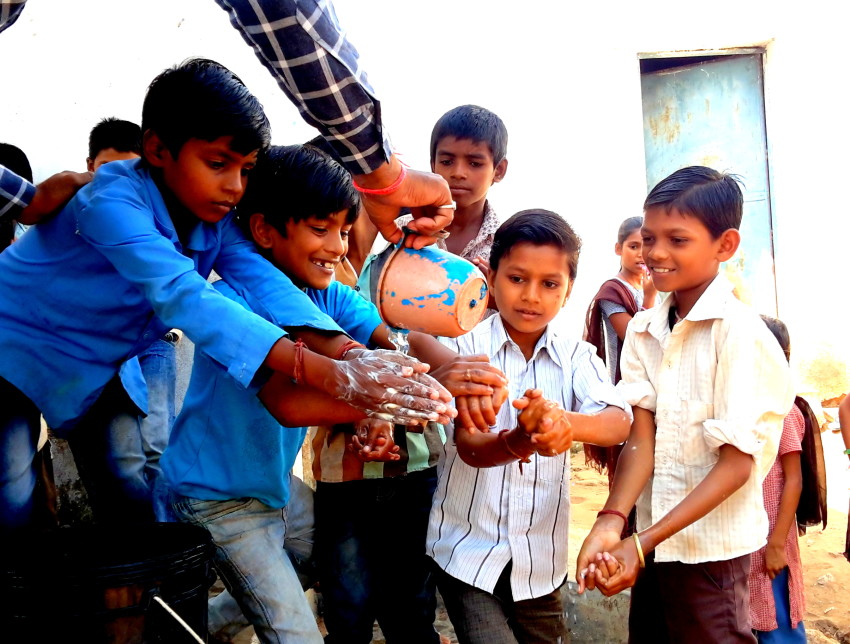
[[641, 54, 775, 312]]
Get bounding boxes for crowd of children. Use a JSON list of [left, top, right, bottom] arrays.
[[0, 15, 841, 644]]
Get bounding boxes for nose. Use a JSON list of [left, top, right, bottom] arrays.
[[223, 167, 244, 196], [522, 281, 541, 303], [326, 231, 346, 258], [450, 162, 467, 180]]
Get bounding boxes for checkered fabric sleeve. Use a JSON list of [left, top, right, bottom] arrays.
[[0, 0, 26, 34], [214, 0, 393, 174], [0, 164, 36, 221]]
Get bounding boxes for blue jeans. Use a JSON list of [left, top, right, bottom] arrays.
[[315, 467, 440, 644], [69, 337, 177, 523], [0, 376, 42, 532], [171, 475, 321, 644]]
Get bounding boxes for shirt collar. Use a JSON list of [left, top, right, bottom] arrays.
[[635, 273, 735, 341], [489, 313, 560, 367]]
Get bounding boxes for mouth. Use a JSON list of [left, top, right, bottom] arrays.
[[515, 308, 540, 319], [311, 259, 338, 272], [650, 267, 674, 274], [212, 202, 235, 214]]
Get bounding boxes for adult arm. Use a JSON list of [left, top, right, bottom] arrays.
[[214, 0, 453, 247]]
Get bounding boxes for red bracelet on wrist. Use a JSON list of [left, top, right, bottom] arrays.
[[334, 340, 365, 361], [352, 164, 407, 196], [596, 509, 628, 524], [292, 339, 306, 385]]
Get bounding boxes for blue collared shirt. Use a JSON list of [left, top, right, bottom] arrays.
[[162, 279, 382, 509], [0, 159, 342, 431]]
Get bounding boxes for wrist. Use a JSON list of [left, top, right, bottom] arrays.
[[501, 427, 535, 462], [352, 156, 404, 193]]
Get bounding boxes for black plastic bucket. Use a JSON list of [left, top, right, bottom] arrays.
[[2, 522, 214, 643]]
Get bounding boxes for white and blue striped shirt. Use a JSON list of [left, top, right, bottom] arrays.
[[427, 314, 629, 601]]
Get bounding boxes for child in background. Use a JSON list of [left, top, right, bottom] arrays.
[[583, 216, 656, 484], [577, 166, 795, 643], [86, 117, 143, 171], [749, 315, 827, 642], [0, 58, 449, 535], [164, 144, 504, 643], [428, 210, 631, 643]]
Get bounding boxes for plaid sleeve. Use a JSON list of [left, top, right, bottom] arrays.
[[0, 164, 36, 220], [0, 0, 27, 34], [214, 0, 392, 174]]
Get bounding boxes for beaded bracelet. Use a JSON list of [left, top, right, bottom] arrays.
[[596, 509, 628, 524]]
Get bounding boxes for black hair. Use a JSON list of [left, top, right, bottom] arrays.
[[760, 314, 828, 533], [490, 209, 581, 280], [430, 105, 508, 166], [617, 216, 643, 245], [141, 58, 270, 160], [237, 144, 360, 237], [644, 166, 743, 239], [0, 142, 33, 182], [88, 117, 141, 160]]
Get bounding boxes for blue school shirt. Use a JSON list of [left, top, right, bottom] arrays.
[[0, 159, 342, 432], [162, 279, 382, 509]]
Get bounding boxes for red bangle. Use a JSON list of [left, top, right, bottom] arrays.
[[597, 509, 628, 524], [334, 340, 365, 361], [352, 164, 407, 196], [292, 339, 306, 385]]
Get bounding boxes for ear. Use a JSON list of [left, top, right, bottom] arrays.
[[430, 158, 436, 173], [614, 242, 623, 257], [561, 279, 574, 308], [716, 228, 741, 262], [142, 130, 170, 168], [249, 212, 274, 249], [492, 158, 508, 184], [86, 158, 95, 173]]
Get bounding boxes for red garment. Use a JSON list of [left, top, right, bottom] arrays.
[[748, 404, 806, 631]]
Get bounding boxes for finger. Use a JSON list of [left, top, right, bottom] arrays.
[[512, 397, 531, 411], [478, 394, 496, 428], [464, 396, 488, 433], [454, 397, 474, 432]]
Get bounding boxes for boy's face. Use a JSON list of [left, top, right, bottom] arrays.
[[490, 242, 573, 346], [641, 206, 739, 311], [431, 136, 506, 210], [149, 135, 257, 224], [87, 148, 140, 173], [260, 210, 352, 290]]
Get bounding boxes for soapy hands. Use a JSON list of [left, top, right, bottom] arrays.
[[350, 418, 401, 462]]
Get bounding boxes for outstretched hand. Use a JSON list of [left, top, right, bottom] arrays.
[[575, 516, 626, 594], [328, 349, 455, 426], [428, 354, 508, 432], [356, 159, 455, 250], [351, 418, 400, 462]]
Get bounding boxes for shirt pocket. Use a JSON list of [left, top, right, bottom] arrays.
[[674, 400, 717, 469]]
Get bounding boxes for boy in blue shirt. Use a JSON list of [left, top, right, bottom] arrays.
[[163, 144, 506, 643], [0, 58, 452, 534]]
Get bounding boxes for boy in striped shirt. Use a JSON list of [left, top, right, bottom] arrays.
[[427, 210, 631, 642]]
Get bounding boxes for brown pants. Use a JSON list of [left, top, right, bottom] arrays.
[[629, 553, 755, 644]]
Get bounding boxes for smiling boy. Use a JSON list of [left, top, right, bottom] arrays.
[[0, 59, 449, 534], [576, 167, 795, 643]]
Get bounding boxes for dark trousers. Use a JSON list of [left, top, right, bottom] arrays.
[[629, 553, 755, 644], [315, 467, 440, 644], [435, 562, 567, 644]]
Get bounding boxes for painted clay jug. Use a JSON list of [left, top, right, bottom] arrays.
[[376, 244, 488, 337]]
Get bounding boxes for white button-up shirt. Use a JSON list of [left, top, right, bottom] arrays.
[[427, 314, 629, 600], [618, 275, 794, 564]]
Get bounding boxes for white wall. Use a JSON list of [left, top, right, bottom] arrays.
[[2, 0, 847, 397]]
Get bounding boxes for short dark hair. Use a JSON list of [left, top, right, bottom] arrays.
[[644, 166, 743, 239], [237, 144, 360, 237], [0, 142, 33, 182], [141, 58, 270, 160], [430, 105, 508, 166], [760, 314, 791, 362], [617, 216, 643, 244], [490, 209, 581, 280], [88, 118, 141, 160]]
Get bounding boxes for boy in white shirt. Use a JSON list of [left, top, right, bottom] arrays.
[[577, 166, 794, 643], [427, 209, 631, 642]]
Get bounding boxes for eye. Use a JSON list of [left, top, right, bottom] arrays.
[[470, 161, 482, 168], [341, 230, 350, 239], [310, 226, 328, 235], [241, 165, 255, 176], [508, 275, 523, 284], [642, 236, 654, 245], [671, 237, 687, 245], [438, 159, 452, 166], [208, 160, 225, 170], [544, 280, 560, 289]]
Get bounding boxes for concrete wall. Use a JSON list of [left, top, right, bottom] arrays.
[[1, 0, 847, 397]]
